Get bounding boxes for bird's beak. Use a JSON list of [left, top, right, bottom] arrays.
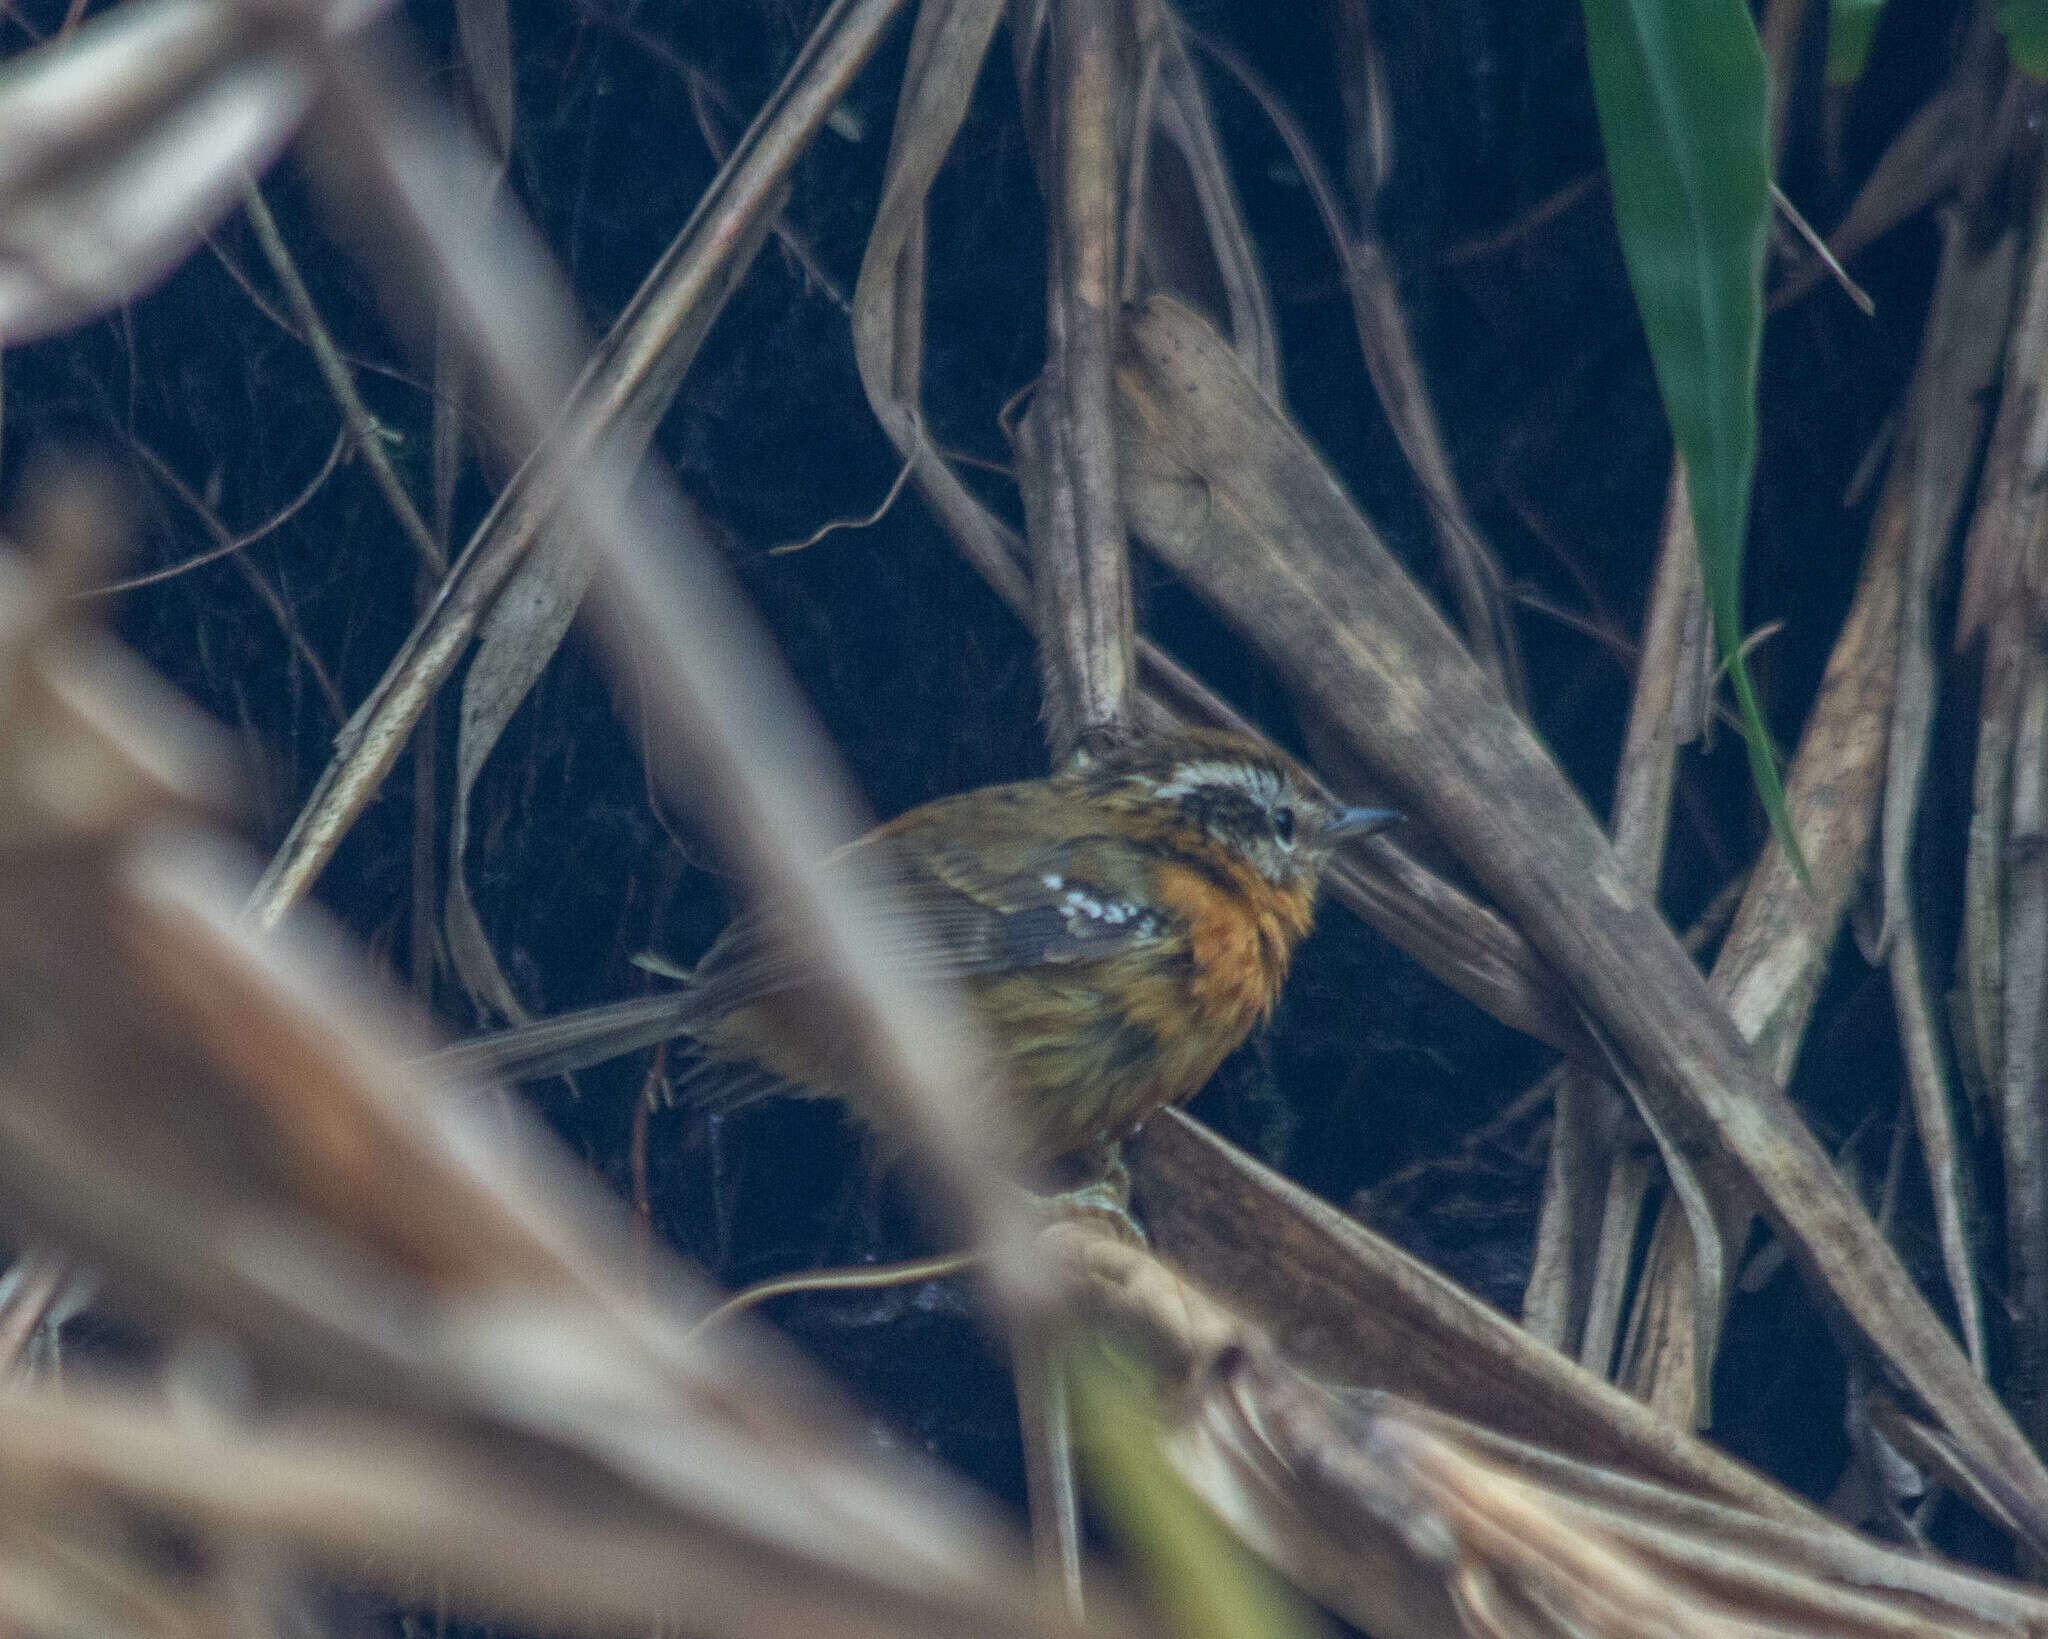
[[1323, 804, 1401, 841]]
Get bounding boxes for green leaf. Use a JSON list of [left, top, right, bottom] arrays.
[[2001, 0, 2048, 77], [1578, 0, 1802, 873], [1827, 0, 1886, 85]]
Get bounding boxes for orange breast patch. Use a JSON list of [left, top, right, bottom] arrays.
[[1148, 858, 1305, 1031]]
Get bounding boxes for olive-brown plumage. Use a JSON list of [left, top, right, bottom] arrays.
[[432, 728, 1395, 1161]]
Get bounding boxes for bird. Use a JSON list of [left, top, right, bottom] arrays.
[[428, 726, 1397, 1164]]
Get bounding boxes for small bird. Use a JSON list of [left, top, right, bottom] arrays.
[[430, 727, 1396, 1163]]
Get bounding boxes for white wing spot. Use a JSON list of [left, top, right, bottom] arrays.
[[1056, 886, 1148, 934]]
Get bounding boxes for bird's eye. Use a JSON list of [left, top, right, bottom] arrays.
[[1274, 805, 1296, 845]]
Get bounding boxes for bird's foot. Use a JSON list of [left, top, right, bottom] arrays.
[[1029, 1141, 1145, 1245]]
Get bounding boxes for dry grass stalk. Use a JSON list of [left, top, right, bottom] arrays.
[[1945, 79, 2048, 1468], [852, 0, 1019, 596], [248, 0, 913, 929], [1049, 1196, 2048, 1639], [1011, 0, 1141, 1592], [239, 181, 446, 579], [1523, 461, 1706, 1361], [1130, 1111, 1813, 1521], [1610, 455, 1908, 1416], [1870, 192, 2023, 1383], [2004, 657, 2048, 1454], [1132, 6, 1280, 394], [1618, 108, 2025, 1419], [1021, 0, 1136, 759]]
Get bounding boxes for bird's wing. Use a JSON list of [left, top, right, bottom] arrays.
[[901, 835, 1167, 971], [687, 831, 1165, 1011], [422, 815, 1168, 1086]]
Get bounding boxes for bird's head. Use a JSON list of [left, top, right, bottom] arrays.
[[1077, 728, 1399, 890]]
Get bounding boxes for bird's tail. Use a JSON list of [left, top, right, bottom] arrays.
[[423, 989, 705, 1085]]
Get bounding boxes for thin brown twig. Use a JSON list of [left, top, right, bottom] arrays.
[[1768, 24, 2007, 315], [242, 180, 448, 578], [103, 429, 349, 595], [112, 432, 351, 726], [235, 554, 350, 732], [1116, 1, 1163, 305], [1013, 0, 1132, 1596], [1440, 173, 1602, 266], [688, 1252, 979, 1343], [767, 451, 917, 554], [202, 227, 454, 410], [1188, 21, 1524, 702], [1508, 586, 1746, 741], [682, 61, 853, 314]]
